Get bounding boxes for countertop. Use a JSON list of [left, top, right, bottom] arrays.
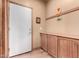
[[41, 32, 79, 40]]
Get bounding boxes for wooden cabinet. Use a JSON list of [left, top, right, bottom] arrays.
[[73, 40, 79, 58], [40, 33, 79, 58], [40, 33, 47, 51], [77, 45, 79, 58], [58, 36, 78, 58], [58, 37, 73, 58], [47, 35, 58, 57], [72, 40, 77, 58]]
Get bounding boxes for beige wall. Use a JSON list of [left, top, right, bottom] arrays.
[[46, 0, 61, 18], [46, 0, 79, 38], [46, 0, 79, 17], [2, 0, 79, 51], [10, 0, 46, 49]]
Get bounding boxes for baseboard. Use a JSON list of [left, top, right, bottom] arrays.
[[32, 47, 41, 51]]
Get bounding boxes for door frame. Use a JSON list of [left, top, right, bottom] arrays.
[[2, 0, 33, 57], [2, 0, 9, 57]]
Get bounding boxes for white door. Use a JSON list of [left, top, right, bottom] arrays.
[[9, 3, 32, 57]]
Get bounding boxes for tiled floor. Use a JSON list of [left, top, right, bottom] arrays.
[[11, 49, 52, 58]]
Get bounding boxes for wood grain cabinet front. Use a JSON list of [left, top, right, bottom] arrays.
[[40, 33, 47, 51], [47, 35, 58, 57], [73, 40, 79, 58], [58, 36, 78, 58], [40, 33, 79, 58], [58, 37, 73, 58], [77, 45, 79, 58]]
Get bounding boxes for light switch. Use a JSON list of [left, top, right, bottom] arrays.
[[40, 27, 43, 30]]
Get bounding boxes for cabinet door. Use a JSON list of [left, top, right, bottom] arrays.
[[77, 45, 79, 58], [40, 33, 47, 51], [72, 40, 78, 58], [0, 36, 2, 57], [58, 37, 73, 58], [48, 35, 58, 57], [73, 40, 79, 58]]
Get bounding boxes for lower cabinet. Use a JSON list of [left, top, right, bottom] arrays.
[[40, 33, 47, 51], [58, 37, 77, 58], [73, 40, 79, 58], [40, 33, 79, 58], [47, 35, 58, 57], [58, 37, 71, 58], [77, 45, 79, 58]]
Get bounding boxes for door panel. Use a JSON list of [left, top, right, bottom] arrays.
[[9, 3, 32, 57], [73, 40, 79, 58], [58, 37, 70, 58], [72, 41, 77, 58], [41, 33, 47, 51], [48, 35, 58, 57], [58, 37, 75, 58], [77, 45, 79, 58]]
